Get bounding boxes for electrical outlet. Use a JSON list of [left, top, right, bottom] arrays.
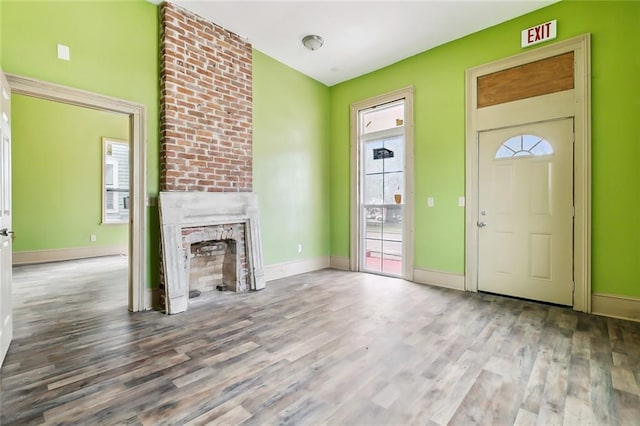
[[458, 196, 465, 207], [427, 197, 435, 207], [297, 243, 303, 253], [90, 234, 97, 242]]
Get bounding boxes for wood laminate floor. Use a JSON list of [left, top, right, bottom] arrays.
[[2, 256, 640, 425]]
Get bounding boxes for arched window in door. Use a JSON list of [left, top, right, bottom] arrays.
[[495, 134, 553, 159]]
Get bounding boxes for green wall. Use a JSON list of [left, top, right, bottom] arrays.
[[2, 0, 159, 285], [4, 0, 639, 300], [253, 50, 331, 264], [330, 1, 640, 297], [12, 95, 129, 251], [2, 1, 332, 284]]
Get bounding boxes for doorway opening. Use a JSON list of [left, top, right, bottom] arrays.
[[360, 100, 405, 276], [465, 35, 591, 312], [7, 74, 147, 312], [11, 94, 131, 311], [350, 87, 414, 279]]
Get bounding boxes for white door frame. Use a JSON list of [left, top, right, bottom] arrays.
[[465, 34, 591, 312], [7, 74, 148, 312], [350, 86, 415, 280]]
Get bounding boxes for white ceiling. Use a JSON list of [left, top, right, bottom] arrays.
[[172, 0, 557, 87]]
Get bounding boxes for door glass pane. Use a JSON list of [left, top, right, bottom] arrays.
[[496, 134, 554, 159], [364, 239, 382, 272], [364, 140, 384, 174], [365, 207, 383, 240], [361, 103, 404, 134], [383, 172, 404, 205], [382, 136, 404, 173], [382, 239, 402, 275], [363, 174, 383, 205], [382, 206, 403, 241]]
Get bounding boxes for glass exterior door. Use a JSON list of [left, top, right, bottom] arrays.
[[359, 101, 404, 276]]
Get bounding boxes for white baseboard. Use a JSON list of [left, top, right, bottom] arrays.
[[413, 268, 465, 291], [13, 245, 128, 265], [592, 293, 640, 323], [265, 256, 330, 282], [329, 256, 350, 271]]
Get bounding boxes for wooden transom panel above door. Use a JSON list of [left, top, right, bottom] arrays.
[[477, 51, 574, 108]]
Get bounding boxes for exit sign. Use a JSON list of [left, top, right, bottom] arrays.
[[521, 20, 557, 48]]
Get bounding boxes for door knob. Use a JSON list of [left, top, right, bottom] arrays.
[[0, 228, 13, 237], [477, 221, 487, 228]]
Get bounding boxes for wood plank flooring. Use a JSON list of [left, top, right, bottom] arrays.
[[2, 256, 640, 425]]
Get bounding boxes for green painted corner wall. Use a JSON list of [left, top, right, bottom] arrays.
[[2, 0, 159, 286], [12, 95, 129, 252], [2, 1, 333, 287], [330, 1, 640, 297], [253, 50, 331, 264]]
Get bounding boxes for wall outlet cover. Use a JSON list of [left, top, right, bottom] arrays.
[[57, 44, 70, 61]]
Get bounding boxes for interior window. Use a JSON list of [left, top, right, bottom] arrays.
[[102, 138, 129, 224]]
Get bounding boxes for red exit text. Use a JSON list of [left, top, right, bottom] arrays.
[[521, 20, 557, 48]]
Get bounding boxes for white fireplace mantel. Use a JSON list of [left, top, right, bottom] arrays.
[[159, 191, 266, 314]]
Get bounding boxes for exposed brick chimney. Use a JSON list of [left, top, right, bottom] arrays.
[[159, 2, 253, 192]]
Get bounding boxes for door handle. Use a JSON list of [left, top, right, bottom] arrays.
[[477, 221, 487, 228], [0, 228, 13, 237]]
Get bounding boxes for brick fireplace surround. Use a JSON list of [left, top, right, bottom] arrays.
[[158, 2, 262, 313]]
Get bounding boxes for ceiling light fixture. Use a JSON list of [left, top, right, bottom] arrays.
[[302, 35, 324, 51]]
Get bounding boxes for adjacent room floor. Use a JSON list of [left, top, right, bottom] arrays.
[[2, 257, 640, 425]]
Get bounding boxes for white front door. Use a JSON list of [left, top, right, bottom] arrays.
[[478, 118, 573, 305], [0, 70, 13, 366]]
